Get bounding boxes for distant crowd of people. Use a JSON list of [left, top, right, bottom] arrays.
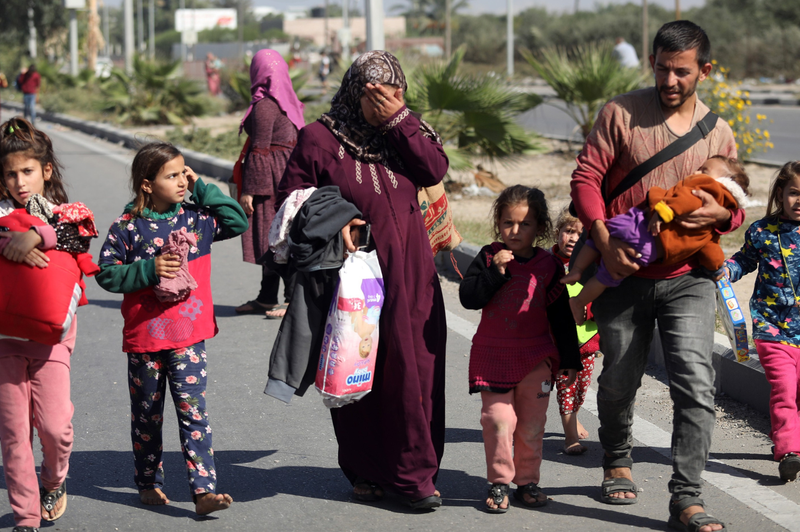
[[3, 19, 800, 532]]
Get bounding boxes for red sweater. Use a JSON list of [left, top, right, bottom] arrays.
[[20, 71, 40, 94]]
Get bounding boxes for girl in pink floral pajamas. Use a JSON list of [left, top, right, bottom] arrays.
[[96, 141, 248, 515]]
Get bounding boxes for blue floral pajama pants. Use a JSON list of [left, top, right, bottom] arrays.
[[127, 341, 218, 497]]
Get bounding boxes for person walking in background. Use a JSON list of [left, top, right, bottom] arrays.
[[95, 141, 247, 515], [551, 208, 600, 456], [613, 37, 640, 69], [204, 53, 222, 96], [19, 65, 40, 127], [233, 49, 305, 319], [0, 118, 100, 532], [725, 161, 800, 483], [0, 72, 7, 122], [570, 20, 738, 532], [318, 50, 331, 94], [276, 51, 449, 509], [460, 186, 581, 513]]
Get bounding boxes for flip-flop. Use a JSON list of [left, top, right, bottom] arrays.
[[235, 300, 277, 315], [265, 303, 289, 320], [41, 481, 67, 522]]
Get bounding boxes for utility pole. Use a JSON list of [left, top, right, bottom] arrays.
[[506, 0, 513, 78], [445, 0, 451, 58], [28, 3, 37, 59], [365, 0, 385, 51], [69, 9, 79, 75], [149, 0, 155, 60], [179, 0, 186, 61], [237, 0, 243, 61], [137, 0, 144, 53], [675, 0, 680, 20], [574, 0, 579, 13], [642, 0, 649, 74], [124, 0, 134, 73]]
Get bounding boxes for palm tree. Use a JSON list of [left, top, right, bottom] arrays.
[[521, 42, 646, 139], [403, 45, 543, 171], [100, 56, 208, 125]]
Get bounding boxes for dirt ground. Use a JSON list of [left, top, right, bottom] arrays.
[[447, 138, 776, 231]]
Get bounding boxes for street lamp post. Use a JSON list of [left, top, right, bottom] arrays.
[[124, 0, 134, 73], [137, 0, 144, 53], [28, 4, 37, 59], [642, 0, 648, 74], [365, 0, 385, 51]]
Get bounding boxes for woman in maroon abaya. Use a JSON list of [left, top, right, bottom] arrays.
[[234, 49, 305, 318], [275, 51, 449, 509]]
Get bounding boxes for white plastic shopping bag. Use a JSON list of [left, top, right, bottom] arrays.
[[316, 250, 385, 408]]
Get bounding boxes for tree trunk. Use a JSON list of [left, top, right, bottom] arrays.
[[87, 0, 105, 72]]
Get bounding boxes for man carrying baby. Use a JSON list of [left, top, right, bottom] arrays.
[[569, 20, 740, 532]]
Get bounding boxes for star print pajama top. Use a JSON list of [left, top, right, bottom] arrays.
[[96, 178, 248, 495], [726, 217, 800, 344]]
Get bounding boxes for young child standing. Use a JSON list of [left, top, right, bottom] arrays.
[[459, 185, 581, 513], [725, 161, 800, 482], [0, 118, 99, 532], [551, 208, 600, 456], [564, 155, 749, 325], [96, 141, 248, 514]]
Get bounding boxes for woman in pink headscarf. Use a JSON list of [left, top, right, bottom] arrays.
[[235, 49, 305, 318]]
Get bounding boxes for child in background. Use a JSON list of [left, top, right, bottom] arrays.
[[0, 118, 99, 532], [460, 185, 581, 513], [725, 161, 800, 482], [96, 141, 248, 514], [564, 155, 749, 325], [551, 208, 601, 456]]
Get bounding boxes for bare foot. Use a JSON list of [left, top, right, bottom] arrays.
[[564, 441, 588, 455], [140, 488, 170, 505], [569, 297, 587, 325], [680, 505, 725, 532], [577, 420, 589, 439], [41, 485, 67, 521], [604, 467, 637, 501], [195, 492, 233, 515]]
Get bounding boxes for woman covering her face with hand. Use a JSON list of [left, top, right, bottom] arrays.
[[275, 51, 449, 509]]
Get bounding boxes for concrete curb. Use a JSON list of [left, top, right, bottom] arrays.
[[1, 101, 235, 182], [437, 242, 770, 416]]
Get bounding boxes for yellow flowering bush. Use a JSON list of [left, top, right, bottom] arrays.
[[699, 62, 774, 161]]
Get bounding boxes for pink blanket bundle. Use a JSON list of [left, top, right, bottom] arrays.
[[153, 227, 198, 302]]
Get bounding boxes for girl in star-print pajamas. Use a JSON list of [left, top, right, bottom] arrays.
[[726, 161, 800, 482], [96, 141, 248, 514]]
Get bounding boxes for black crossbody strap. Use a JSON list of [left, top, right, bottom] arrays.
[[603, 111, 718, 205]]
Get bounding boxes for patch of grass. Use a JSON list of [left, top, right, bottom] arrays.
[[303, 100, 330, 125], [720, 223, 748, 255], [454, 215, 493, 246], [165, 126, 242, 162], [41, 86, 105, 121]]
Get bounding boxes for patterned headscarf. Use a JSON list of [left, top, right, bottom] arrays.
[[240, 49, 305, 134], [320, 50, 441, 164]]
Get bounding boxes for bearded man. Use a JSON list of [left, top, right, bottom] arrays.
[[570, 20, 739, 532]]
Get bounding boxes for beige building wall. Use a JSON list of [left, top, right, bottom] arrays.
[[284, 17, 406, 47]]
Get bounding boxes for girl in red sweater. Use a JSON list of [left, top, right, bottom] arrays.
[[459, 185, 581, 513]]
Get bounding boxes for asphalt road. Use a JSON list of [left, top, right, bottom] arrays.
[[518, 102, 799, 167], [1, 123, 799, 531]]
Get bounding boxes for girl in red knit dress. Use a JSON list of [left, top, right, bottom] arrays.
[[459, 185, 581, 513]]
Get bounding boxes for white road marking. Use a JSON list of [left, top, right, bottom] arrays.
[[446, 308, 800, 532]]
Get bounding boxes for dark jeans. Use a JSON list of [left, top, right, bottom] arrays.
[[592, 272, 716, 501]]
